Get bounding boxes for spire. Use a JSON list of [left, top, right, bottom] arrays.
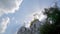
[[33, 13, 39, 19]]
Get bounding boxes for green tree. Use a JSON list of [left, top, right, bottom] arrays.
[[40, 3, 60, 34]]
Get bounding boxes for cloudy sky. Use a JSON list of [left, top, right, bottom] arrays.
[[0, 0, 60, 34]]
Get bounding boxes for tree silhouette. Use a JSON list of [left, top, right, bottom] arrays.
[[40, 3, 60, 34]]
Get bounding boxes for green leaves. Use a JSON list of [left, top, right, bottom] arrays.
[[40, 6, 60, 34]]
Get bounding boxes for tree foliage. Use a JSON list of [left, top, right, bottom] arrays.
[[40, 5, 60, 34]]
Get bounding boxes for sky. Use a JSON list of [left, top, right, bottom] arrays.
[[0, 0, 60, 34]]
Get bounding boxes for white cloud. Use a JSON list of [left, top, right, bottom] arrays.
[[0, 17, 10, 34], [25, 11, 43, 22], [0, 0, 23, 16]]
